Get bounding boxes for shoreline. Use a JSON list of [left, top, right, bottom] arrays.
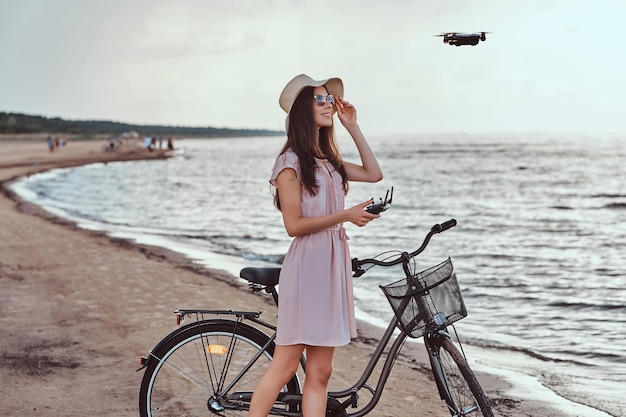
[[0, 139, 572, 416]]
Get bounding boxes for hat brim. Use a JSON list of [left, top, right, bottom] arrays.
[[279, 74, 344, 113]]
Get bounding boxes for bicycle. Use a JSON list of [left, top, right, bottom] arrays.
[[138, 219, 494, 417]]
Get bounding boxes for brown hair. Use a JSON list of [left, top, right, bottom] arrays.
[[274, 86, 348, 210]]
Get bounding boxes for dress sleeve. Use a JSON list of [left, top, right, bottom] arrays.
[[270, 150, 300, 188]]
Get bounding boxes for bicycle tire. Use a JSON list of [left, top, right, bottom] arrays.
[[139, 320, 301, 417], [429, 336, 494, 417]]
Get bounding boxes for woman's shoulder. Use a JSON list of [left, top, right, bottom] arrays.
[[283, 147, 297, 158], [271, 148, 300, 183], [277, 148, 299, 166]]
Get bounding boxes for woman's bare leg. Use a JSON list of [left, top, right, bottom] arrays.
[[302, 346, 335, 417], [249, 344, 304, 417]]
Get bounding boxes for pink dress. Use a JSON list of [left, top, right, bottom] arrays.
[[270, 149, 357, 346]]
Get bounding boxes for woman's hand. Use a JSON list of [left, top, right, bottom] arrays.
[[335, 96, 357, 128], [345, 200, 379, 227], [335, 96, 384, 183]]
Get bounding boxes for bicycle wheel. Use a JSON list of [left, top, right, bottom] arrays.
[[139, 320, 301, 417], [428, 335, 493, 417]]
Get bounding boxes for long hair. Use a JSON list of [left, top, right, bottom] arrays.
[[274, 86, 348, 210]]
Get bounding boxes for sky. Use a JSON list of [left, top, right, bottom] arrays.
[[1, 0, 626, 135]]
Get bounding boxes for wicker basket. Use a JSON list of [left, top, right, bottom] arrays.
[[380, 258, 467, 338]]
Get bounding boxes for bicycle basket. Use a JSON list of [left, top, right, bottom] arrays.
[[379, 257, 467, 338]]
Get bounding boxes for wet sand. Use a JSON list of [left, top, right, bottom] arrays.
[[0, 138, 562, 416]]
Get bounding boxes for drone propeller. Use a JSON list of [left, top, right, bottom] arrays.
[[479, 31, 493, 41], [434, 32, 492, 36]]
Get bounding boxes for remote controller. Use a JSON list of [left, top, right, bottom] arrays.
[[365, 187, 393, 214]]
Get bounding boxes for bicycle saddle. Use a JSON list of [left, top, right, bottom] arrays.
[[239, 267, 281, 287]]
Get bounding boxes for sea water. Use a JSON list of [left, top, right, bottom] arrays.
[[11, 133, 625, 416]]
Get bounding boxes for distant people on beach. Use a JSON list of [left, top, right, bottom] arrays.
[[141, 135, 172, 151], [46, 136, 65, 152], [104, 138, 120, 152]]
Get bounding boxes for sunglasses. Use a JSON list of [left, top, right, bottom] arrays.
[[313, 94, 335, 106]]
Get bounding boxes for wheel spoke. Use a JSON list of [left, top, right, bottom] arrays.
[[150, 350, 213, 392]]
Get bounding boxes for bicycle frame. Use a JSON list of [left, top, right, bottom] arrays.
[[325, 314, 420, 417]]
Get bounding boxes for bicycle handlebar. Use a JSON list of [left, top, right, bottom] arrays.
[[351, 218, 457, 277], [431, 218, 457, 233]]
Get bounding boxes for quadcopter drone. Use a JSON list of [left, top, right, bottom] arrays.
[[436, 32, 490, 46]]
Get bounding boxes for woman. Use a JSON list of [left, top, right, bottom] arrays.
[[249, 74, 383, 417]]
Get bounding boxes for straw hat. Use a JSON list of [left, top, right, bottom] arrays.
[[279, 74, 344, 114]]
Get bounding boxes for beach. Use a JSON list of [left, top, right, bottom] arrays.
[[0, 138, 566, 417]]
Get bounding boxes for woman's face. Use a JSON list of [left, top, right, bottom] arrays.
[[312, 86, 335, 128]]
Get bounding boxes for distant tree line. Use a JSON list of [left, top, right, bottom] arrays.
[[0, 112, 283, 138]]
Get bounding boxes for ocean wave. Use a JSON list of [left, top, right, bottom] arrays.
[[591, 193, 626, 198], [603, 202, 626, 209], [574, 351, 626, 364], [593, 268, 623, 277], [463, 337, 591, 366], [547, 300, 626, 311], [242, 252, 284, 264]]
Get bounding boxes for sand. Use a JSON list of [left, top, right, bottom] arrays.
[[0, 138, 559, 416]]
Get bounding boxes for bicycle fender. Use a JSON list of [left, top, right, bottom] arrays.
[[137, 318, 222, 371], [424, 331, 453, 401], [137, 319, 273, 371]]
